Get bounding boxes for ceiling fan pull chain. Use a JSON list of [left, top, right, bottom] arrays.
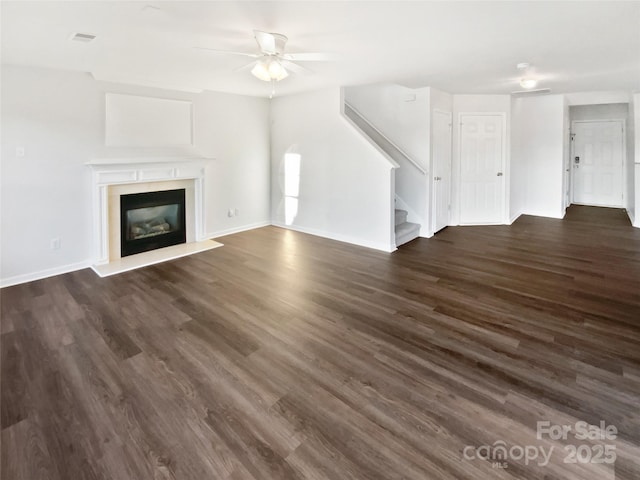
[[270, 79, 275, 99]]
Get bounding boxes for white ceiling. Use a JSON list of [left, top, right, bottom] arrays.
[[2, 1, 639, 98]]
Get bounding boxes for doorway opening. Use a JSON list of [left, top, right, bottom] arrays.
[[569, 104, 628, 209]]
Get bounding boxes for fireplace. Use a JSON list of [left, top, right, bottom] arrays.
[[87, 157, 212, 273], [120, 189, 186, 257]]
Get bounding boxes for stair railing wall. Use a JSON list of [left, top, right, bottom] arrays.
[[344, 102, 427, 175]]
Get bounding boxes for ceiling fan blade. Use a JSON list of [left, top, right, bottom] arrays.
[[193, 47, 259, 58], [282, 53, 336, 62], [281, 60, 313, 75], [234, 60, 259, 73]]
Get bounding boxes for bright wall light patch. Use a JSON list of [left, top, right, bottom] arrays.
[[285, 197, 299, 226], [284, 153, 301, 196], [284, 153, 301, 225]]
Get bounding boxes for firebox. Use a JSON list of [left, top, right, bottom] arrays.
[[120, 189, 186, 257]]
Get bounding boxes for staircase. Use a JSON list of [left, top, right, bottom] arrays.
[[343, 101, 424, 249], [395, 209, 420, 247]]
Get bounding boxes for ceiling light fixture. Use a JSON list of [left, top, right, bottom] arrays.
[[251, 57, 288, 82], [516, 62, 538, 89], [519, 78, 537, 89]]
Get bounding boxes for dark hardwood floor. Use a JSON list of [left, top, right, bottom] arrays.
[[2, 205, 640, 480]]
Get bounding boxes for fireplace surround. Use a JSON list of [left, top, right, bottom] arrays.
[[86, 156, 213, 272]]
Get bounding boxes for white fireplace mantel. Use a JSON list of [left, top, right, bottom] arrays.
[[86, 156, 214, 267]]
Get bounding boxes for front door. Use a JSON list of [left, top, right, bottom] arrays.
[[572, 121, 624, 207], [432, 110, 452, 233], [459, 114, 505, 224]]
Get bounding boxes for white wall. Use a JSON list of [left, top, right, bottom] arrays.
[[512, 95, 566, 219], [563, 98, 571, 212], [451, 95, 511, 225], [627, 99, 635, 224], [1, 67, 99, 284], [1, 64, 270, 285], [270, 88, 395, 252], [194, 90, 271, 238], [430, 88, 453, 114], [566, 91, 632, 106], [635, 94, 640, 227], [510, 98, 526, 222]]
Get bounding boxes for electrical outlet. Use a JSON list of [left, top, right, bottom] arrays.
[[16, 147, 25, 158], [234, 208, 239, 216], [228, 208, 234, 218], [50, 237, 61, 250]]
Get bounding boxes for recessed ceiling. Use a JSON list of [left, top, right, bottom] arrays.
[[1, 1, 639, 97]]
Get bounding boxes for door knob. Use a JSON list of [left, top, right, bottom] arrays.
[[497, 172, 503, 176], [434, 176, 441, 181]]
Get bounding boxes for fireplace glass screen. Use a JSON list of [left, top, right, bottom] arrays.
[[120, 189, 186, 257], [126, 204, 179, 241]]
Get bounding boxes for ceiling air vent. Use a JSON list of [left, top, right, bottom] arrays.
[[70, 32, 96, 43], [510, 88, 551, 97]]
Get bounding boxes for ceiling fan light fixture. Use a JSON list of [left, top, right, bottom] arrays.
[[251, 57, 288, 82], [269, 60, 288, 81], [251, 60, 272, 82], [520, 77, 537, 89], [274, 69, 288, 81]]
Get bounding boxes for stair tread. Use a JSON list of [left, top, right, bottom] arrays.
[[395, 221, 420, 234], [394, 209, 408, 226], [395, 221, 420, 247]]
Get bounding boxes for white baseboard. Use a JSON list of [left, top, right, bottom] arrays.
[[1, 220, 270, 288], [626, 209, 635, 226], [509, 212, 523, 225], [1, 220, 393, 287], [206, 220, 271, 239], [1, 259, 92, 289], [272, 222, 396, 253], [521, 210, 565, 220]]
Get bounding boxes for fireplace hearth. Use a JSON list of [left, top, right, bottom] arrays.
[[120, 189, 186, 257]]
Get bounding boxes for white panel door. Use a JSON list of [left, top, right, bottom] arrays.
[[572, 121, 623, 207], [459, 114, 505, 224], [432, 110, 452, 233]]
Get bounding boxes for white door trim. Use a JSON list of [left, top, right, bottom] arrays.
[[431, 109, 452, 234], [457, 112, 508, 225], [570, 119, 626, 208]]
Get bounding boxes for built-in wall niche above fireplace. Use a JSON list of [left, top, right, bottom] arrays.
[[120, 189, 186, 257], [86, 93, 220, 277], [105, 93, 193, 148]]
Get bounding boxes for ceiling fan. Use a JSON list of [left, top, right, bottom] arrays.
[[196, 30, 333, 83]]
